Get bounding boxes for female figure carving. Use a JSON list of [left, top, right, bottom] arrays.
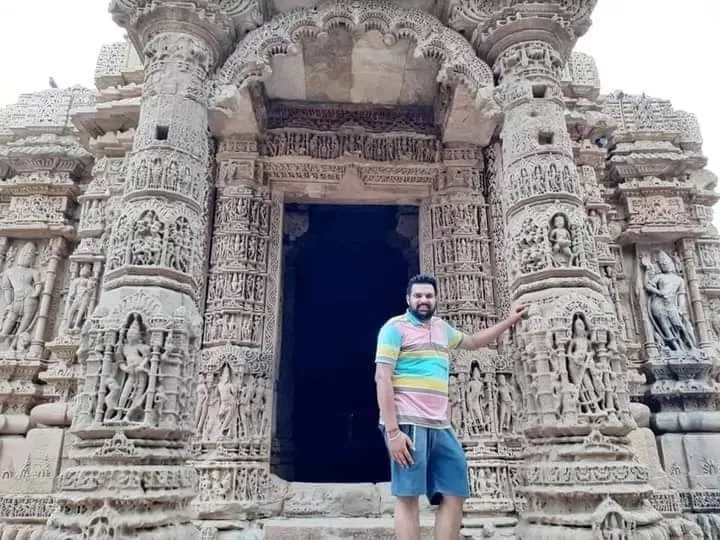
[[566, 316, 602, 414], [115, 317, 151, 421]]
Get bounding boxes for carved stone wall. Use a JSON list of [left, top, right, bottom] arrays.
[[602, 89, 720, 537], [0, 1, 717, 539]]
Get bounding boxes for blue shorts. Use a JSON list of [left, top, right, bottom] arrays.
[[382, 424, 470, 505]]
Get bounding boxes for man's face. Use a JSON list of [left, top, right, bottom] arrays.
[[407, 283, 436, 321]]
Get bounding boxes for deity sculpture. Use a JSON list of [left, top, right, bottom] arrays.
[[467, 366, 487, 434], [566, 316, 602, 415], [497, 374, 513, 432], [112, 317, 151, 422], [549, 213, 574, 267], [0, 242, 42, 343], [215, 365, 238, 438], [261, 376, 273, 437], [131, 210, 164, 266], [194, 372, 212, 433], [239, 375, 254, 438], [642, 250, 698, 353], [588, 209, 602, 235], [63, 264, 95, 333], [251, 376, 265, 437], [449, 376, 464, 437]]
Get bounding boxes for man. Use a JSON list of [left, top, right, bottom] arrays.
[[374, 274, 526, 540]]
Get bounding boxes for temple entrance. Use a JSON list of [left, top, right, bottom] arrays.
[[276, 203, 417, 483]]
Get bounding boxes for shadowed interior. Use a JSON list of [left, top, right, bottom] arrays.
[[279, 204, 415, 483]]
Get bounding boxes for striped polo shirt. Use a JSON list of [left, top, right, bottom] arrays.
[[375, 310, 466, 429]]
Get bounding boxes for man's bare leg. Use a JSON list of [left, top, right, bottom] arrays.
[[434, 495, 464, 540], [395, 496, 420, 540]]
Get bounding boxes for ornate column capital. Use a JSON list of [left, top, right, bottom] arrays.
[[446, 1, 597, 66], [108, 0, 264, 65]]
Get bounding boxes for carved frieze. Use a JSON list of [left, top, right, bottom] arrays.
[[616, 176, 705, 243], [265, 100, 439, 135], [258, 131, 440, 163], [696, 240, 720, 291]]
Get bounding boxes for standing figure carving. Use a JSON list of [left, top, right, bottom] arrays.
[[194, 372, 212, 433], [497, 374, 513, 432], [251, 376, 264, 437], [214, 365, 238, 438], [566, 316, 601, 415], [467, 366, 486, 434], [63, 264, 94, 332], [0, 242, 41, 343], [642, 250, 697, 352], [549, 213, 574, 267], [239, 377, 254, 438], [449, 376, 465, 437], [113, 317, 151, 422]]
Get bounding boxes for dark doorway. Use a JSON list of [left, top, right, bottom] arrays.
[[278, 204, 416, 483]]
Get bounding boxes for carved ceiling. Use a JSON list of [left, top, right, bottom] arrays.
[[211, 0, 498, 142], [264, 28, 440, 106]]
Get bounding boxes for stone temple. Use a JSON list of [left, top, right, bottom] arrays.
[[0, 0, 719, 538]]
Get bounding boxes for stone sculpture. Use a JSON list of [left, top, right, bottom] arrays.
[[0, 242, 41, 345], [62, 263, 94, 332], [642, 250, 698, 353]]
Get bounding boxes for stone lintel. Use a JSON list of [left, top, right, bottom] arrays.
[[443, 85, 500, 146], [72, 97, 141, 141], [209, 85, 260, 137]]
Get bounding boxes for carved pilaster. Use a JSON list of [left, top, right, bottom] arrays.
[[487, 28, 665, 537], [485, 141, 510, 321], [424, 144, 517, 531], [190, 135, 284, 522], [45, 6, 230, 537], [432, 144, 495, 333]]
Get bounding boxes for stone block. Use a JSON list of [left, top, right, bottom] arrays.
[[282, 482, 381, 517]]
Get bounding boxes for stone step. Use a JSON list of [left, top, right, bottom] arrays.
[[262, 517, 436, 539]]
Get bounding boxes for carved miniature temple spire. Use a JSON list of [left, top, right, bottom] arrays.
[[44, 3, 236, 538], [475, 5, 668, 538], [602, 89, 720, 535]]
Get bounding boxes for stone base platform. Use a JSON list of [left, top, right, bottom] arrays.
[[262, 517, 436, 539]]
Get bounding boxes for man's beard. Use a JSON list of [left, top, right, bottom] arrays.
[[410, 303, 435, 321]]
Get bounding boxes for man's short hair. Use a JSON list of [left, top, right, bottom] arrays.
[[407, 274, 437, 295]]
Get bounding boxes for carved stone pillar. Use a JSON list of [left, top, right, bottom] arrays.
[[191, 136, 284, 526], [44, 4, 235, 537], [424, 144, 517, 535], [468, 7, 666, 537]]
